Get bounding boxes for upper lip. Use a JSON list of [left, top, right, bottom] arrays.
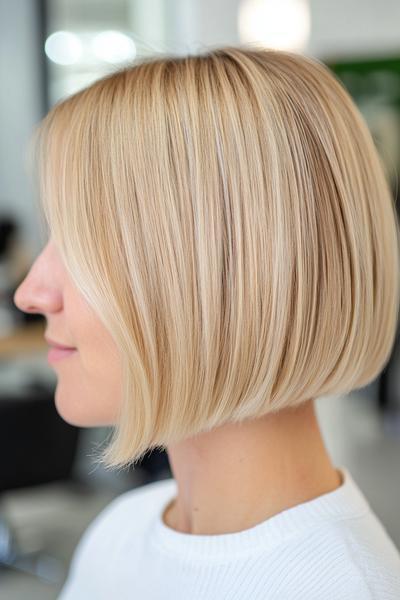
[[45, 336, 76, 350]]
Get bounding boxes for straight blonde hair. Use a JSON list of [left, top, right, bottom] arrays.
[[33, 46, 400, 470]]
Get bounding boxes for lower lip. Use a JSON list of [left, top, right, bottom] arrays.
[[47, 347, 77, 363]]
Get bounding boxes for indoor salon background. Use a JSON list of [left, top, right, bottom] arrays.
[[1, 1, 400, 598]]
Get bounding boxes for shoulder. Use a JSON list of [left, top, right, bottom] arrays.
[[267, 466, 400, 599], [58, 478, 176, 599], [68, 478, 176, 573], [280, 511, 400, 600], [338, 510, 400, 598]]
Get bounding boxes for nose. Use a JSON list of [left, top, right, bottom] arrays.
[[13, 244, 63, 316]]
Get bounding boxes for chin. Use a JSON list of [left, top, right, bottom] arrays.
[[54, 388, 115, 428]]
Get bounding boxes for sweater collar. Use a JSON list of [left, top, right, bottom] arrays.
[[150, 466, 371, 561]]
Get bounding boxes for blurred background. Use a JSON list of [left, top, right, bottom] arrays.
[[1, 0, 400, 598]]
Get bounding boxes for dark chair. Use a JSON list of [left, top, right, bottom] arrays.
[[0, 378, 81, 585]]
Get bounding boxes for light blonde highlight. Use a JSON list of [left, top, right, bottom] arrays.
[[34, 46, 400, 470]]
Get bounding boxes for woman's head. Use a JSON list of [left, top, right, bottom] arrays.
[[14, 46, 400, 470]]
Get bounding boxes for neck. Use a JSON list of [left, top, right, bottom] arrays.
[[164, 399, 342, 535]]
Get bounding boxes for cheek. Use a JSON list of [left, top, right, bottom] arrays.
[[53, 328, 124, 428]]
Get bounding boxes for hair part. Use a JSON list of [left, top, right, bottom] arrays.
[[33, 45, 400, 470]]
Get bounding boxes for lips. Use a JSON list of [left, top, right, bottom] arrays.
[[47, 346, 77, 364]]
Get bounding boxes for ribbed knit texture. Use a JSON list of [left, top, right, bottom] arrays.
[[58, 466, 400, 599]]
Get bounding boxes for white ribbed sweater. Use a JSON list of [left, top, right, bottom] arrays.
[[58, 466, 400, 599]]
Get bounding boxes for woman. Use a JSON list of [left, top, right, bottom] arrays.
[[14, 46, 400, 599]]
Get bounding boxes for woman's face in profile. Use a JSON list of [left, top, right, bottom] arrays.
[[13, 237, 122, 427]]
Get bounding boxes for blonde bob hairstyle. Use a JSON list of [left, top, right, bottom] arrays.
[[33, 45, 400, 470]]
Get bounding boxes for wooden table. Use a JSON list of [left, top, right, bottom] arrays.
[[0, 321, 47, 359]]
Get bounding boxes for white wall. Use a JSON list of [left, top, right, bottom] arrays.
[[129, 0, 241, 55], [170, 0, 241, 52], [0, 0, 44, 257], [130, 0, 400, 59]]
